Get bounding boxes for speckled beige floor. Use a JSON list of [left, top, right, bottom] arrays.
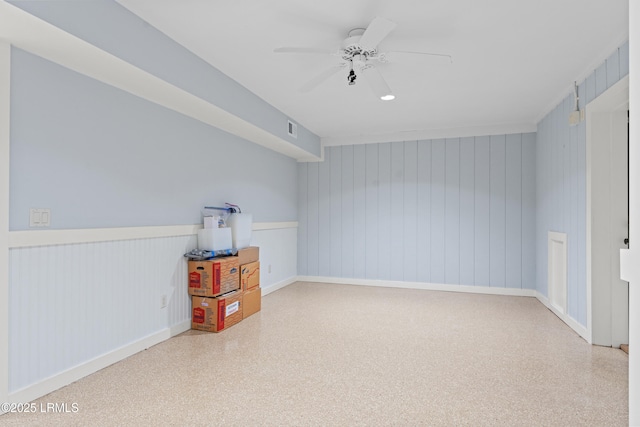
[[1, 282, 629, 426]]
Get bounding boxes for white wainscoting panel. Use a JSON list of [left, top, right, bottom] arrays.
[[8, 234, 196, 394], [251, 226, 298, 295], [6, 222, 298, 401]]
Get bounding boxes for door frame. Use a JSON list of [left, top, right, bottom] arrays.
[[0, 42, 10, 408], [627, 2, 640, 422], [586, 75, 629, 346]]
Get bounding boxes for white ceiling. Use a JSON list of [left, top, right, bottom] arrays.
[[117, 0, 628, 145]]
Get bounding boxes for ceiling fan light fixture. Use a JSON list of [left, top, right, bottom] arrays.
[[362, 65, 394, 101]]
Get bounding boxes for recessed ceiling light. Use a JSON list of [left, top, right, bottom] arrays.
[[381, 94, 395, 101]]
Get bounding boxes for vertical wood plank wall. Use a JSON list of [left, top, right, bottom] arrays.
[[298, 133, 536, 289], [536, 41, 629, 327]]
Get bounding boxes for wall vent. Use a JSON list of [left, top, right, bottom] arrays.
[[287, 120, 297, 138]]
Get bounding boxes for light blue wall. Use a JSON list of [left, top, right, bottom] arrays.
[[298, 134, 536, 289], [536, 41, 629, 326], [8, 0, 321, 158], [9, 48, 297, 230]]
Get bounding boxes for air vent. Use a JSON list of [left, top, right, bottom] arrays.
[[287, 120, 297, 138]]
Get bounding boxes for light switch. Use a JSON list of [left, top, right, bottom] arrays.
[[30, 208, 50, 227], [29, 209, 40, 226], [40, 210, 50, 226]]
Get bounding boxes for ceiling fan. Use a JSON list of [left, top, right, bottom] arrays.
[[274, 16, 452, 101]]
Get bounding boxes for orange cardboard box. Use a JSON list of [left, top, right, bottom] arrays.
[[240, 261, 260, 291], [188, 257, 239, 297], [191, 290, 243, 333], [236, 246, 259, 266], [243, 287, 261, 319]]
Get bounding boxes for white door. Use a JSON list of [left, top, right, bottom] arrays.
[[587, 76, 629, 347], [610, 107, 629, 348]]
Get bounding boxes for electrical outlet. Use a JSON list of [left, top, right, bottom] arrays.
[[160, 294, 167, 308]]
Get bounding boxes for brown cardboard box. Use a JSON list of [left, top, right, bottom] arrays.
[[188, 257, 239, 297], [240, 261, 260, 291], [191, 290, 243, 333], [236, 246, 259, 266], [243, 287, 261, 319]]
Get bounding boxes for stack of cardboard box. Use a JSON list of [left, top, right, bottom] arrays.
[[188, 247, 261, 333]]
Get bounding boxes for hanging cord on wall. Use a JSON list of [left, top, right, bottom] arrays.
[[568, 81, 582, 125]]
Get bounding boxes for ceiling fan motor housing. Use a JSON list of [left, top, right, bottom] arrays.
[[275, 17, 433, 99], [341, 30, 378, 62]]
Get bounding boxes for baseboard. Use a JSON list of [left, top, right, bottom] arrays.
[[8, 328, 172, 404], [4, 277, 539, 406], [169, 319, 192, 337], [536, 292, 590, 342], [262, 277, 297, 296], [5, 285, 288, 405], [297, 276, 537, 297]]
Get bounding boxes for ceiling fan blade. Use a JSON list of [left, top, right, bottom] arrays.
[[274, 47, 334, 55], [358, 17, 397, 51], [380, 51, 453, 66], [361, 65, 394, 100], [299, 64, 346, 93]]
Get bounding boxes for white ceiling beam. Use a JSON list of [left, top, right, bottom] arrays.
[[0, 0, 320, 161]]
